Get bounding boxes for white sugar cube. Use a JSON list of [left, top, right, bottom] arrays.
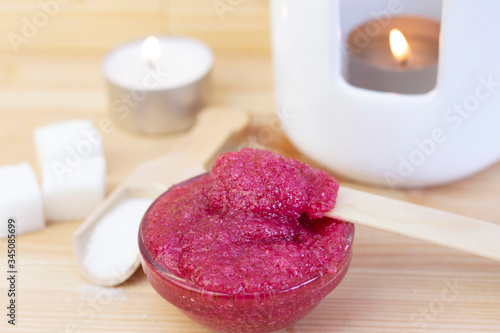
[[0, 163, 45, 238], [34, 119, 107, 222], [34, 119, 103, 169], [42, 156, 106, 221]]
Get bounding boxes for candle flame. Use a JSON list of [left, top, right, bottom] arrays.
[[389, 29, 409, 65], [142, 36, 161, 67]]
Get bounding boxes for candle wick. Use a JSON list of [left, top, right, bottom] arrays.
[[146, 59, 157, 73]]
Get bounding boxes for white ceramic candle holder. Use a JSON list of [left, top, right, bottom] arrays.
[[271, 0, 500, 188]]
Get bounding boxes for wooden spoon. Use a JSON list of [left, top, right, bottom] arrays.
[[73, 107, 250, 287], [326, 187, 500, 262]]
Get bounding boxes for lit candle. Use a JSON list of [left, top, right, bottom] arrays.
[[389, 29, 409, 67], [345, 16, 439, 94], [142, 36, 161, 72], [103, 36, 213, 134]]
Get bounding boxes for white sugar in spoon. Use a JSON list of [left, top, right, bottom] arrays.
[[326, 187, 500, 262], [73, 107, 250, 286]]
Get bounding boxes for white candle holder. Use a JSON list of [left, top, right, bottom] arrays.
[[271, 0, 500, 188]]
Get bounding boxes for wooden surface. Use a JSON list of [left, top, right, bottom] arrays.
[[0, 0, 270, 56], [1, 7, 500, 331]]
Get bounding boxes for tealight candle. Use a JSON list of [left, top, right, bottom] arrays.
[[345, 16, 440, 94], [103, 36, 213, 134]]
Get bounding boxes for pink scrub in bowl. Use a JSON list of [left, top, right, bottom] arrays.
[[139, 148, 354, 332]]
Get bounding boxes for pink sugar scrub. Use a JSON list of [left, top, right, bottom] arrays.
[[208, 147, 339, 220], [139, 148, 353, 332]]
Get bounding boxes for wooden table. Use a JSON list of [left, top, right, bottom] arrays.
[[1, 53, 500, 333]]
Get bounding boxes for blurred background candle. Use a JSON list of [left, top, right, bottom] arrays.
[[103, 36, 213, 134], [345, 16, 440, 94]]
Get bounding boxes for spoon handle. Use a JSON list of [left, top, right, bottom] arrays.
[[169, 106, 250, 166], [326, 186, 500, 262]]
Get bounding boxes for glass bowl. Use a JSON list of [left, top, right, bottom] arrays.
[[138, 175, 354, 333]]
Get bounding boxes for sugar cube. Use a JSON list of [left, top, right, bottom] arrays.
[[34, 119, 107, 222], [42, 156, 106, 222], [34, 119, 103, 169], [0, 163, 45, 238]]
